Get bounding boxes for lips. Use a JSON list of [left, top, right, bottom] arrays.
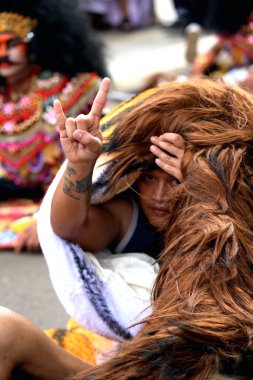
[[0, 62, 11, 68], [152, 207, 168, 216]]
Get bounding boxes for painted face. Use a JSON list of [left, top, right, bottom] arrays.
[[138, 168, 178, 229], [0, 32, 29, 78]]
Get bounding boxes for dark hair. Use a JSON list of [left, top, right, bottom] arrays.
[[205, 0, 252, 34], [0, 0, 107, 77]]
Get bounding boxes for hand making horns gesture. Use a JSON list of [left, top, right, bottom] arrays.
[[53, 77, 111, 166]]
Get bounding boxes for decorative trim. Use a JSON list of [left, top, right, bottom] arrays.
[[0, 12, 37, 40]]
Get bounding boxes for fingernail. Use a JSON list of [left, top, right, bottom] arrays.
[[150, 136, 157, 142], [74, 130, 82, 139]]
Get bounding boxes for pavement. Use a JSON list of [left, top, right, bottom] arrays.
[[0, 7, 217, 330], [0, 251, 68, 330], [100, 23, 216, 93]]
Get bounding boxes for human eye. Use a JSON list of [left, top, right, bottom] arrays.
[[144, 173, 155, 182], [7, 38, 22, 49], [169, 178, 180, 187], [140, 172, 155, 184]]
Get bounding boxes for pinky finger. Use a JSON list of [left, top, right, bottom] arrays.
[[155, 158, 183, 183]]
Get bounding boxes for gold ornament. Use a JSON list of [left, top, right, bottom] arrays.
[[0, 12, 37, 40]]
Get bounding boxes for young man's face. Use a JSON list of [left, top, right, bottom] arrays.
[[138, 168, 178, 229], [0, 32, 29, 79]]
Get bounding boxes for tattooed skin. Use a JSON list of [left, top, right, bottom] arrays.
[[63, 176, 80, 200], [66, 166, 77, 176], [63, 165, 92, 201]]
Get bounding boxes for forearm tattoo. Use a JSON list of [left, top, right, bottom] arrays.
[[63, 165, 92, 202]]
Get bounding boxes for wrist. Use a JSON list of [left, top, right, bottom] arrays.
[[63, 164, 93, 201], [67, 160, 96, 176]]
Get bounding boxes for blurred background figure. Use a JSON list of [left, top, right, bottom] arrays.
[[80, 0, 155, 31], [170, 0, 207, 63], [0, 0, 107, 252], [192, 1, 253, 92], [169, 0, 253, 66]]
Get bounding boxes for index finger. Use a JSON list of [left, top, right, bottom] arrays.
[[53, 99, 66, 131], [90, 77, 111, 119]]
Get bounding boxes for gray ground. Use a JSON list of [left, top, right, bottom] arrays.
[[0, 252, 67, 329]]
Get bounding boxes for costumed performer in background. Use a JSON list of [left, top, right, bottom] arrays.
[[0, 0, 107, 252], [1, 77, 253, 379], [192, 2, 253, 91]]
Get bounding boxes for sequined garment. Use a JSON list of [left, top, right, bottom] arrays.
[[0, 69, 100, 187]]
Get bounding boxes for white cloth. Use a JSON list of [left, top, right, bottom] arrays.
[[37, 160, 159, 341]]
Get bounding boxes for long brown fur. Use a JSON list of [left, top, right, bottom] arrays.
[[74, 79, 253, 379]]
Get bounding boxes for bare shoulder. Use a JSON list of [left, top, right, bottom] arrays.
[[73, 196, 134, 251], [103, 196, 133, 221]]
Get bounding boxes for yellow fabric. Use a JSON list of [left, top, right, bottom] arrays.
[[45, 318, 118, 365]]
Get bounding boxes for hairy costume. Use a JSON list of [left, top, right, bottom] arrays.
[[40, 79, 253, 378], [0, 0, 107, 248]]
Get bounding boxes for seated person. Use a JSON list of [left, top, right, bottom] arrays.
[[50, 77, 184, 259], [1, 77, 253, 379], [193, 7, 253, 82]]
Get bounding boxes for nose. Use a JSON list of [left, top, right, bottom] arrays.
[[152, 181, 167, 202]]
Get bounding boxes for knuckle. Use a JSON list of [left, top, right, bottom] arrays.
[[75, 114, 86, 122], [173, 134, 182, 143], [177, 136, 185, 147], [168, 133, 183, 145], [162, 133, 179, 145], [66, 117, 75, 125]]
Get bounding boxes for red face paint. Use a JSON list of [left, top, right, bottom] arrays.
[[0, 33, 28, 67]]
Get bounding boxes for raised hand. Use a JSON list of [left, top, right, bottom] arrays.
[[150, 133, 185, 183], [54, 77, 110, 166]]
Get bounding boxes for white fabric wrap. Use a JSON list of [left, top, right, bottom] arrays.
[[37, 160, 159, 341]]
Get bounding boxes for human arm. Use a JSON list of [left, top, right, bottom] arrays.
[[51, 78, 130, 252], [150, 133, 185, 183], [0, 307, 90, 380]]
